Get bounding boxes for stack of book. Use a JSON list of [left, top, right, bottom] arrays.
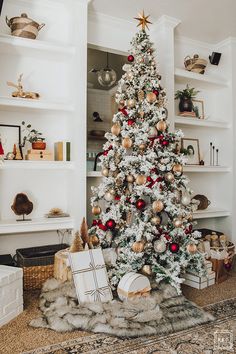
[[182, 261, 215, 289]]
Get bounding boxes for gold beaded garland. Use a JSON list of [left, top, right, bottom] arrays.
[[156, 120, 167, 132], [146, 92, 157, 103], [152, 200, 164, 213], [111, 123, 121, 136], [92, 205, 101, 215], [151, 216, 161, 225], [102, 167, 109, 177], [122, 137, 133, 148], [136, 175, 147, 185]]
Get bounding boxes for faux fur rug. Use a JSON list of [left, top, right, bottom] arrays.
[[30, 278, 214, 338]]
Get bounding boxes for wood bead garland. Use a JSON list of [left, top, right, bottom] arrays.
[[132, 241, 145, 253], [102, 167, 109, 177], [111, 123, 121, 136], [146, 92, 157, 103], [152, 200, 164, 213], [92, 205, 101, 216], [136, 175, 147, 185], [156, 120, 167, 132], [122, 137, 133, 148]]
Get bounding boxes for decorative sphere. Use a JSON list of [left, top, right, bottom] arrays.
[[162, 140, 169, 146], [169, 242, 179, 253], [148, 126, 158, 138], [181, 192, 191, 206], [154, 240, 166, 253], [141, 264, 152, 276], [156, 120, 167, 132], [127, 71, 134, 80], [173, 218, 182, 228], [136, 175, 147, 185], [111, 124, 121, 136], [151, 216, 161, 225], [127, 55, 134, 62], [127, 119, 135, 126], [102, 168, 109, 177], [165, 172, 175, 182], [146, 92, 157, 103], [105, 219, 116, 230], [186, 243, 197, 254], [152, 200, 164, 213], [122, 137, 133, 149], [90, 235, 100, 246], [126, 174, 134, 183], [104, 192, 114, 202], [136, 199, 146, 210], [132, 241, 144, 253], [139, 143, 146, 151], [172, 164, 183, 174], [127, 98, 136, 108], [92, 205, 101, 215]]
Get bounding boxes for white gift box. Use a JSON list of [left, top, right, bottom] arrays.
[[183, 270, 215, 289], [117, 272, 151, 301], [69, 248, 113, 304]]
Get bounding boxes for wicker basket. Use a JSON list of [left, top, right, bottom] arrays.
[[16, 244, 68, 290], [184, 54, 207, 74], [6, 13, 45, 40]]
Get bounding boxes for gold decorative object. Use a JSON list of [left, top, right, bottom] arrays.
[[7, 74, 40, 99], [92, 205, 101, 215], [173, 218, 182, 228], [111, 123, 121, 136], [141, 264, 152, 276], [134, 10, 152, 31], [132, 241, 145, 253], [102, 167, 109, 177], [136, 174, 147, 185], [172, 164, 183, 174], [70, 231, 84, 252], [150, 216, 161, 225], [90, 234, 100, 246], [122, 137, 133, 148], [165, 172, 175, 182], [127, 72, 134, 80], [126, 175, 134, 183], [104, 191, 115, 202], [139, 143, 146, 151], [152, 200, 164, 213], [186, 243, 197, 254], [138, 90, 145, 101], [146, 92, 156, 103], [127, 98, 136, 108], [156, 120, 167, 132]]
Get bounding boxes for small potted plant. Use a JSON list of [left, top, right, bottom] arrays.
[[175, 85, 200, 112], [21, 121, 46, 150]]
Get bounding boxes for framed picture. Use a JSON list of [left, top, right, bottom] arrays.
[[192, 99, 205, 119], [0, 124, 23, 159], [181, 138, 200, 165]]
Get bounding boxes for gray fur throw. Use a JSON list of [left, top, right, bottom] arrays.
[[30, 278, 214, 338]]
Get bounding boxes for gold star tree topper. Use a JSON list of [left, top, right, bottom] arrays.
[[134, 10, 152, 30]]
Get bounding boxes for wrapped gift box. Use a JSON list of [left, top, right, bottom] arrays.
[[69, 248, 113, 303], [117, 272, 151, 301], [182, 270, 215, 290]]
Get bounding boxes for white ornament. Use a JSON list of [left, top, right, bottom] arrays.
[[148, 126, 158, 138], [122, 64, 131, 72], [181, 192, 191, 206], [104, 191, 114, 202], [153, 240, 166, 253]]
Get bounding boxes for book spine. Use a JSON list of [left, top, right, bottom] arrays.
[[54, 142, 63, 161]]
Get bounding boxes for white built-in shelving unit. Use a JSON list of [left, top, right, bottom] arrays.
[[0, 0, 89, 254]]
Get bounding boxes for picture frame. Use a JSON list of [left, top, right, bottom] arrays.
[[0, 124, 23, 159], [181, 138, 200, 165], [192, 99, 205, 119]]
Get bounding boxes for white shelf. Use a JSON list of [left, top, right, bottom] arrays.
[[0, 161, 75, 170], [0, 217, 74, 235], [0, 34, 75, 57], [87, 171, 102, 177], [183, 165, 230, 173], [0, 96, 74, 113], [174, 116, 230, 129], [193, 208, 230, 219], [175, 68, 228, 88]]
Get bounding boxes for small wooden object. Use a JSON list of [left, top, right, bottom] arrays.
[[54, 248, 72, 283]]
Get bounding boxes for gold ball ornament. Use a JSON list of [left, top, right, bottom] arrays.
[[132, 241, 145, 253], [186, 243, 197, 254], [139, 143, 146, 151], [104, 191, 114, 202], [146, 92, 157, 103], [92, 205, 101, 216], [172, 164, 183, 174], [165, 172, 175, 182], [141, 265, 152, 276], [90, 235, 100, 246], [152, 200, 164, 213], [102, 167, 109, 177], [156, 120, 167, 132], [139, 111, 145, 118], [126, 174, 134, 183], [127, 98, 136, 108], [111, 124, 121, 136], [122, 137, 133, 149], [173, 218, 183, 228], [154, 240, 166, 253], [151, 216, 161, 225], [136, 175, 147, 185]]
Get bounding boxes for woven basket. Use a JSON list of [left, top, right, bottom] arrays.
[[6, 13, 45, 40], [16, 244, 68, 290], [184, 54, 207, 74]]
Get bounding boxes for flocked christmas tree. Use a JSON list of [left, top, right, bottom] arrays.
[[89, 12, 205, 292]]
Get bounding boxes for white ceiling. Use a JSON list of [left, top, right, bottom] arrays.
[[89, 0, 236, 43]]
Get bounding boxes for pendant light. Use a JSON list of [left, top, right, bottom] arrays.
[[97, 52, 117, 87]]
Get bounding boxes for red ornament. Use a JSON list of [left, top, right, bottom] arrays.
[[127, 119, 135, 126], [162, 140, 169, 146], [169, 242, 179, 253], [128, 55, 134, 62], [92, 219, 100, 226], [105, 219, 116, 230], [136, 199, 146, 210], [147, 176, 152, 182], [153, 89, 159, 96], [98, 223, 107, 231], [0, 140, 4, 155], [103, 151, 108, 156], [115, 195, 121, 201], [119, 108, 128, 116], [224, 262, 232, 270]]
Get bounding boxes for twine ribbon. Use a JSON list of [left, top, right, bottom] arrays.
[[118, 286, 151, 298]]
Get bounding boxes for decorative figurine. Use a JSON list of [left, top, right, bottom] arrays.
[[7, 74, 40, 99], [11, 193, 33, 221]]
